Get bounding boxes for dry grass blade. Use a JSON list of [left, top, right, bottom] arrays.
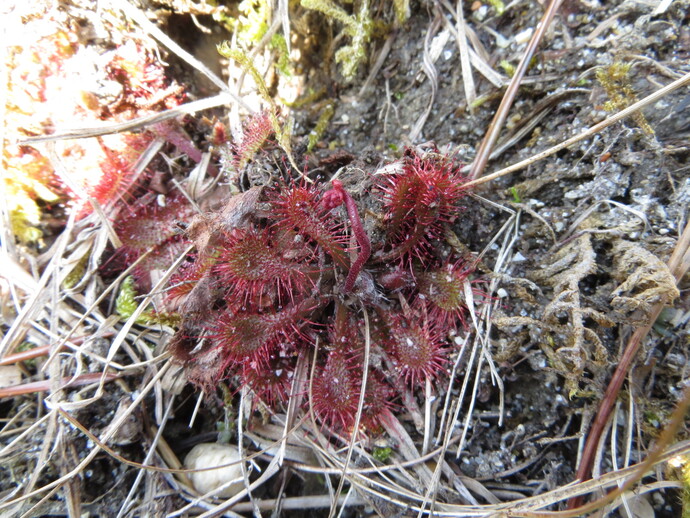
[[408, 15, 442, 142], [437, 0, 507, 88], [358, 33, 395, 97], [0, 363, 171, 511], [115, 397, 176, 518], [230, 493, 366, 512], [0, 212, 77, 358], [0, 372, 119, 398], [19, 94, 236, 144], [279, 0, 291, 54], [453, 0, 476, 107], [444, 0, 476, 108]]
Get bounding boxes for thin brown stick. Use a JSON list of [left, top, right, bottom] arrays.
[[0, 332, 114, 366], [0, 372, 119, 399], [464, 70, 690, 189], [567, 216, 690, 509], [468, 0, 564, 181], [0, 345, 53, 366]]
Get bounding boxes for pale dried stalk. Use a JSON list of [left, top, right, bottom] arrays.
[[465, 70, 690, 189]]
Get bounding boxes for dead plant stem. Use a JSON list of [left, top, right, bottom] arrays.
[[468, 0, 564, 180], [464, 70, 690, 189]]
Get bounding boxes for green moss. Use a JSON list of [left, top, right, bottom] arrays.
[[393, 0, 409, 23], [509, 186, 522, 203], [217, 44, 297, 170], [596, 62, 653, 135], [10, 207, 43, 245], [282, 87, 327, 109], [372, 446, 392, 462], [214, 1, 291, 76], [63, 252, 90, 290], [487, 0, 505, 15], [270, 33, 292, 76], [116, 276, 179, 326], [307, 102, 335, 152], [499, 59, 515, 77], [301, 0, 374, 80], [116, 276, 151, 324]]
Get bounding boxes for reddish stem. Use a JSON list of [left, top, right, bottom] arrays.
[[323, 180, 371, 293], [0, 332, 114, 366], [0, 372, 120, 399]]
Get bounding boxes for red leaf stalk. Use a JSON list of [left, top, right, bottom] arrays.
[[322, 180, 371, 293]]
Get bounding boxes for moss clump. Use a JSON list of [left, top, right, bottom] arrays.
[[217, 44, 297, 170], [116, 276, 179, 326], [214, 0, 292, 76], [307, 101, 335, 152], [301, 0, 374, 80], [596, 62, 653, 135]]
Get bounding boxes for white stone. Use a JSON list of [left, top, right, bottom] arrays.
[[184, 443, 244, 498]]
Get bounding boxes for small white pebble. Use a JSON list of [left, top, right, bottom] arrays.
[[185, 443, 244, 498], [514, 28, 533, 45], [512, 252, 527, 263]]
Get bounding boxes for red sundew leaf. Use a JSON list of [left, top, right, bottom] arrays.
[[115, 194, 192, 256], [311, 352, 361, 430], [233, 111, 274, 171], [208, 309, 278, 364], [112, 193, 195, 286], [270, 182, 349, 270], [205, 298, 319, 375], [165, 254, 213, 305], [213, 226, 314, 305], [386, 313, 449, 386], [377, 149, 468, 264], [106, 40, 185, 114], [415, 258, 478, 330], [360, 373, 395, 432], [241, 354, 295, 407], [78, 135, 153, 217]]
